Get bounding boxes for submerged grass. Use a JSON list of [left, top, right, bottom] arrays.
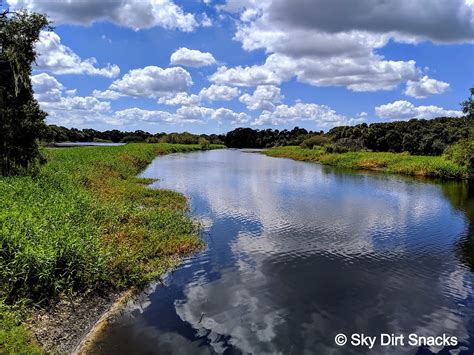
[[264, 146, 469, 179], [0, 143, 222, 353]]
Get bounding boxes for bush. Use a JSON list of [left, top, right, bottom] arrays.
[[300, 135, 330, 149], [325, 143, 349, 153], [444, 138, 474, 173], [145, 137, 160, 143], [324, 138, 365, 153], [122, 135, 145, 143], [199, 137, 210, 150]]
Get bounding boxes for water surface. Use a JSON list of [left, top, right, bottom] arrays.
[[91, 149, 474, 354]]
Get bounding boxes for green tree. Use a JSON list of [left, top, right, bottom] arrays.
[[0, 10, 50, 175], [461, 86, 474, 119], [199, 137, 210, 150]]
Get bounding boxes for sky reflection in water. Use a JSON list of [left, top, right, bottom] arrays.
[[91, 149, 474, 355]]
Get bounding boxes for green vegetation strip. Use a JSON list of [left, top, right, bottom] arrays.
[[264, 146, 469, 179], [0, 143, 223, 353]]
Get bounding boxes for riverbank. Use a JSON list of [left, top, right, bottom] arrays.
[[0, 143, 223, 354], [264, 146, 469, 179]]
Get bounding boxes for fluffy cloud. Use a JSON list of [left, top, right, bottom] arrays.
[[95, 66, 193, 99], [199, 84, 240, 101], [8, 0, 200, 31], [156, 85, 240, 106], [31, 73, 112, 126], [404, 76, 450, 98], [209, 65, 282, 86], [32, 73, 110, 112], [235, 20, 388, 59], [266, 0, 474, 44], [375, 100, 463, 120], [175, 106, 215, 121], [210, 53, 419, 91], [214, 0, 469, 92], [170, 48, 217, 67], [35, 32, 120, 77], [252, 102, 363, 128], [239, 85, 283, 110], [211, 108, 250, 124], [158, 92, 201, 106], [111, 106, 249, 125], [92, 89, 123, 100], [112, 108, 183, 125], [31, 73, 65, 102], [175, 106, 249, 124], [46, 96, 111, 112]]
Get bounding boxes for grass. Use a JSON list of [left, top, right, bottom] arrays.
[[0, 143, 224, 354], [264, 146, 469, 179]]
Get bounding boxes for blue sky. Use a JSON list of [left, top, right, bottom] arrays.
[[5, 0, 474, 134]]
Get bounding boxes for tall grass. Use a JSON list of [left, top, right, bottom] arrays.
[[0, 143, 221, 353], [264, 146, 468, 179]]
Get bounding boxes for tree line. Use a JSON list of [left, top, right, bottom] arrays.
[[40, 115, 472, 158], [40, 125, 225, 145], [223, 116, 472, 154], [327, 116, 472, 155]]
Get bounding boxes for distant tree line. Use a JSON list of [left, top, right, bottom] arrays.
[[224, 116, 472, 156], [327, 116, 472, 155], [224, 127, 317, 148], [39, 125, 225, 145], [41, 115, 472, 157]]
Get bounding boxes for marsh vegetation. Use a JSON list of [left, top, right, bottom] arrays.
[[0, 143, 223, 353]]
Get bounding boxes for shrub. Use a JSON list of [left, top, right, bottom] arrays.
[[324, 138, 365, 153], [199, 137, 210, 150], [325, 143, 349, 153], [300, 135, 330, 149], [444, 138, 474, 173], [145, 137, 160, 143], [122, 135, 145, 143]]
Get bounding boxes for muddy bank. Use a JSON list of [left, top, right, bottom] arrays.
[[28, 289, 130, 354]]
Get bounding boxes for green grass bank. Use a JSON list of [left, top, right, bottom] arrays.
[[264, 146, 469, 179], [0, 143, 223, 353]]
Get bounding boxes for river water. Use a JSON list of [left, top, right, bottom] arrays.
[[90, 149, 474, 354]]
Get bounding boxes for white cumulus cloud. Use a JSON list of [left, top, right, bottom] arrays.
[[35, 32, 120, 77], [31, 73, 65, 102], [8, 0, 200, 31], [404, 76, 450, 98], [375, 100, 463, 120], [158, 92, 201, 106], [215, 0, 472, 93], [252, 102, 363, 128], [239, 85, 283, 110], [111, 106, 249, 126], [170, 47, 217, 67], [199, 84, 240, 101], [31, 73, 112, 126], [95, 66, 193, 99], [209, 65, 282, 86], [211, 107, 250, 124]]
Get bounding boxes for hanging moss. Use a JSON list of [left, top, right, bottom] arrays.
[[0, 10, 51, 176]]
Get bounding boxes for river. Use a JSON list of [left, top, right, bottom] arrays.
[[90, 149, 474, 354]]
